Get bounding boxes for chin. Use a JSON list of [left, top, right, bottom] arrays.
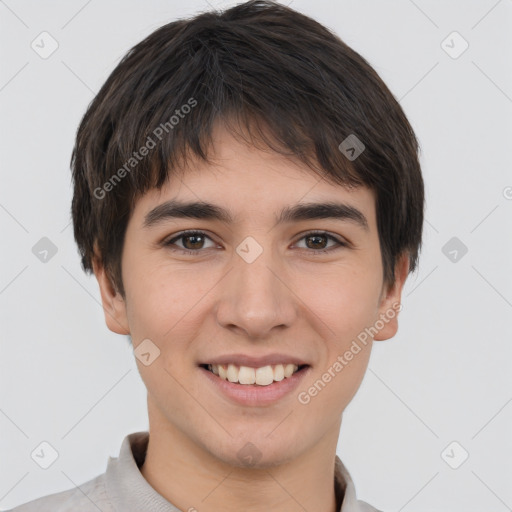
[[203, 429, 303, 470]]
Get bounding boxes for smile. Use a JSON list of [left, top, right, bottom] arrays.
[[203, 363, 305, 386], [199, 363, 311, 406]]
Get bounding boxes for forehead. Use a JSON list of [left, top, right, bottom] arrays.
[[134, 124, 377, 229]]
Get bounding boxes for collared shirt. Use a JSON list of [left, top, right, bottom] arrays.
[[5, 431, 381, 512]]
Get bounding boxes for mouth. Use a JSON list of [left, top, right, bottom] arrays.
[[198, 362, 311, 406], [199, 363, 309, 386]]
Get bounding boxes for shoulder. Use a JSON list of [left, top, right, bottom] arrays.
[[354, 500, 384, 512], [3, 473, 112, 512]]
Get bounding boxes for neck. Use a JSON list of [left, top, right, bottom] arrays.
[[140, 396, 341, 512]]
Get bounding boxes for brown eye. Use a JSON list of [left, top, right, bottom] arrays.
[[181, 234, 206, 250], [295, 231, 346, 253], [164, 230, 216, 253], [305, 234, 329, 250]]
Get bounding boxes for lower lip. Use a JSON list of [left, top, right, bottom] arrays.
[[199, 365, 311, 406]]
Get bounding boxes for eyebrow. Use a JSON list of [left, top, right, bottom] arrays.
[[143, 200, 369, 231]]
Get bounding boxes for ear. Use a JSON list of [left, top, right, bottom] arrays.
[[92, 249, 130, 335], [373, 252, 409, 341]]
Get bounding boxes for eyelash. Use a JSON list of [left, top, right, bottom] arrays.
[[163, 230, 347, 256]]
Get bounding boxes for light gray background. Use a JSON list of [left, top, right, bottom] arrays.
[[1, 1, 511, 510]]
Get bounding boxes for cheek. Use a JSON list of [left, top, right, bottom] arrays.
[[297, 331, 373, 422], [123, 260, 214, 340], [299, 263, 382, 339], [298, 265, 380, 403]]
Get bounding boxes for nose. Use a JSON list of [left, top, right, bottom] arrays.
[[214, 242, 297, 339]]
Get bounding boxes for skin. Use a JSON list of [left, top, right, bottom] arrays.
[[93, 123, 409, 512]]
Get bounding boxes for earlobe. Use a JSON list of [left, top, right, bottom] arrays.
[[373, 253, 409, 341], [92, 254, 130, 335]]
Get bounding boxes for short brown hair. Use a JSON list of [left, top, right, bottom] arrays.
[[71, 0, 424, 297]]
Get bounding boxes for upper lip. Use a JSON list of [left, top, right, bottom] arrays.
[[199, 353, 309, 368]]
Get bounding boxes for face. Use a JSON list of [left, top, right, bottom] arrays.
[[94, 124, 408, 469]]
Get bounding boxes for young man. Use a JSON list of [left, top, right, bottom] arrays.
[[8, 1, 423, 510]]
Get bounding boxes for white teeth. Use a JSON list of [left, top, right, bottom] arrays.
[[227, 363, 239, 383], [238, 366, 256, 384], [284, 363, 296, 378], [207, 363, 301, 385], [273, 364, 285, 381], [218, 364, 227, 380], [255, 365, 274, 386]]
